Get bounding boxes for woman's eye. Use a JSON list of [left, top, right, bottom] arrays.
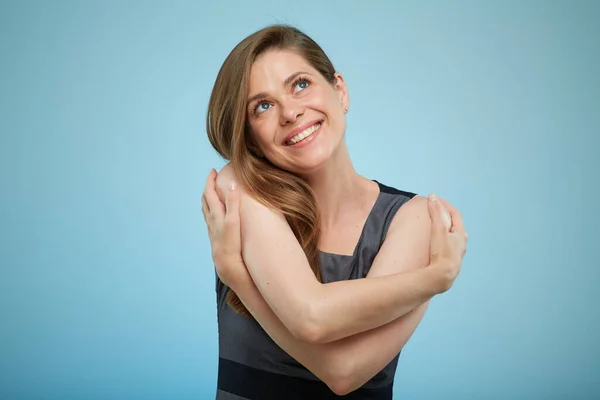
[[293, 79, 309, 93], [255, 102, 271, 114]]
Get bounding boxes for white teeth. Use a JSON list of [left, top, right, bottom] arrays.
[[289, 123, 320, 144]]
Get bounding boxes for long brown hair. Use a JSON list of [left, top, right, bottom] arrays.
[[206, 25, 337, 317]]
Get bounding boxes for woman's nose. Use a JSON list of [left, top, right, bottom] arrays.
[[279, 101, 304, 125]]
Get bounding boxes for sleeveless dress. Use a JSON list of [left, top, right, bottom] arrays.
[[215, 181, 417, 399]]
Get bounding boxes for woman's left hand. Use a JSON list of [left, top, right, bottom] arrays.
[[201, 168, 250, 290]]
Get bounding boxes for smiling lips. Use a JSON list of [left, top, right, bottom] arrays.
[[285, 122, 322, 146]]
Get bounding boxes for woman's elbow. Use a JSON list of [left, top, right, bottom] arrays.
[[290, 318, 326, 344], [327, 380, 354, 396], [289, 302, 330, 344], [327, 377, 358, 397], [324, 358, 360, 396]]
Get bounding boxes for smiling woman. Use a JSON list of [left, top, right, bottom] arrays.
[[202, 25, 468, 399], [246, 50, 348, 170]]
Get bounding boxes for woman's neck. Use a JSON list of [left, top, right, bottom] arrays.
[[301, 140, 377, 228]]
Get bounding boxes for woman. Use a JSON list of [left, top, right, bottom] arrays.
[[202, 25, 468, 399]]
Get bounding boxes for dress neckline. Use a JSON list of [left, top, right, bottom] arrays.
[[318, 180, 382, 258]]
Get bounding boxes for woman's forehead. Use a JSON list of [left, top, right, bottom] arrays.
[[250, 50, 312, 83]]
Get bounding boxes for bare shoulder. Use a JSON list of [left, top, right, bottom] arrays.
[[368, 194, 431, 275], [215, 163, 267, 214], [388, 195, 431, 235], [216, 162, 236, 183], [215, 162, 244, 201]]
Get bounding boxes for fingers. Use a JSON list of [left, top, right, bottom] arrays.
[[225, 182, 240, 218], [203, 169, 217, 211], [428, 193, 451, 233], [204, 168, 225, 216], [201, 193, 209, 222], [438, 197, 466, 238], [224, 182, 241, 237]]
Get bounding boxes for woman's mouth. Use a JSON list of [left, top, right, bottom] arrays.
[[285, 122, 321, 146]]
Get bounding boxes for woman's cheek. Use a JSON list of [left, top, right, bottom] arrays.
[[251, 121, 274, 147]]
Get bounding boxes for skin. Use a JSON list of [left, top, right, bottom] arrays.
[[202, 49, 468, 395], [246, 49, 375, 228], [246, 50, 347, 175]]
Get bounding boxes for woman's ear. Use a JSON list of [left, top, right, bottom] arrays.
[[334, 72, 350, 114]]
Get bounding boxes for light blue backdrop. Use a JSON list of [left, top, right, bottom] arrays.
[[1, 1, 598, 399]]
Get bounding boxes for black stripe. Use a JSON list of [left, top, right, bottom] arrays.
[[373, 180, 417, 198], [218, 358, 393, 400]]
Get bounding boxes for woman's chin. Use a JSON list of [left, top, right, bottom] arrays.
[[271, 136, 341, 175], [285, 153, 333, 176]]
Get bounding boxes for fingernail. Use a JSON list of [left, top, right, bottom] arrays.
[[229, 181, 236, 191], [429, 193, 438, 201], [443, 209, 452, 229]]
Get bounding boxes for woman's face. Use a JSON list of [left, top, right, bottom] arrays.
[[246, 49, 349, 175]]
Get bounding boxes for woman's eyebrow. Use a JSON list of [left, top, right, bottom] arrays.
[[247, 91, 268, 105], [247, 71, 311, 105], [283, 71, 310, 87]]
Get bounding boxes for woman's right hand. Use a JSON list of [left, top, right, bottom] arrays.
[[427, 194, 468, 293], [202, 168, 251, 291]]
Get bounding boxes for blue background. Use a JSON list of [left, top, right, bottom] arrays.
[[1, 1, 598, 399]]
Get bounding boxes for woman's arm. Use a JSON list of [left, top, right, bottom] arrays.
[[228, 195, 433, 396], [214, 165, 449, 343], [241, 194, 439, 343]]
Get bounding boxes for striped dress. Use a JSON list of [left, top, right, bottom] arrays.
[[215, 181, 416, 399]]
